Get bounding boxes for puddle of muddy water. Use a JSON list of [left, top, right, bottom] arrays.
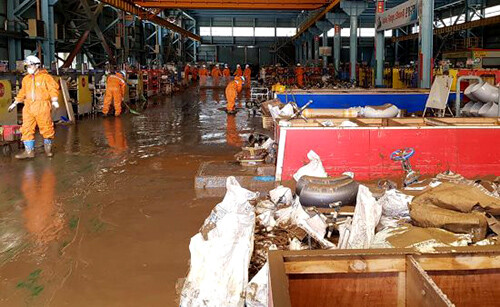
[[0, 87, 263, 306]]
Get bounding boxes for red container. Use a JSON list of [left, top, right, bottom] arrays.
[[2, 125, 21, 141]]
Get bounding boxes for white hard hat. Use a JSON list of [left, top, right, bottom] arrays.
[[225, 64, 228, 67], [297, 63, 301, 66], [245, 64, 249, 68], [24, 55, 41, 66], [203, 64, 206, 67], [237, 64, 241, 67]]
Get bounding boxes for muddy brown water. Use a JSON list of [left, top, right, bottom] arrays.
[[0, 87, 261, 306]]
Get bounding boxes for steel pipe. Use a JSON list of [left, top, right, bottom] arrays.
[[455, 75, 482, 117]]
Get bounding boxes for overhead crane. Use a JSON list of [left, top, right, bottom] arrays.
[[132, 0, 330, 10]]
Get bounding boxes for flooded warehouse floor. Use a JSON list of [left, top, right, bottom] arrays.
[[0, 87, 261, 306]]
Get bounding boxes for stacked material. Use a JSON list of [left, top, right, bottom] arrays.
[[462, 81, 500, 117], [180, 150, 500, 307]]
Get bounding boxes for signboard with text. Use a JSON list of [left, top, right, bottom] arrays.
[[375, 0, 418, 31]]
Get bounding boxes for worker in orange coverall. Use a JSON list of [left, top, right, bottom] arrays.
[[184, 63, 191, 84], [223, 64, 231, 83], [225, 76, 244, 114], [191, 65, 198, 82], [211, 64, 222, 86], [243, 64, 251, 87], [234, 64, 243, 77], [103, 70, 127, 117], [295, 63, 305, 88], [199, 64, 209, 86], [8, 55, 60, 159]]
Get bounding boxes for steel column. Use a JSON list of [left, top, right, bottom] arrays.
[[375, 0, 385, 87], [308, 26, 321, 62], [375, 30, 384, 86], [307, 34, 313, 61], [7, 0, 22, 70], [316, 20, 332, 68], [419, 0, 434, 88], [394, 29, 399, 63], [341, 0, 367, 81], [326, 12, 347, 77], [40, 0, 54, 66], [302, 39, 307, 64]]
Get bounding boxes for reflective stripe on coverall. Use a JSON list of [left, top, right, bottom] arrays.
[[103, 73, 126, 116], [15, 69, 60, 141]]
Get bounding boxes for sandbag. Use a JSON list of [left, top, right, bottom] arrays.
[[362, 103, 400, 118], [180, 177, 258, 307], [410, 202, 487, 242], [412, 182, 500, 215]]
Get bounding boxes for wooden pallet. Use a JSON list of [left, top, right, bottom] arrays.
[[269, 246, 500, 307]]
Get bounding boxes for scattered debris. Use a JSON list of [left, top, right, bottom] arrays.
[[182, 148, 500, 307]]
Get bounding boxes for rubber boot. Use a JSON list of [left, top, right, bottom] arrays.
[[15, 140, 35, 160], [44, 139, 54, 157]]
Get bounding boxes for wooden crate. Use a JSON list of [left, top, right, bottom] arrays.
[[269, 246, 500, 307]]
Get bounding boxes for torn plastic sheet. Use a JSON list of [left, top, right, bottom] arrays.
[[342, 185, 382, 249], [292, 150, 328, 182], [377, 189, 413, 231], [245, 262, 269, 307]]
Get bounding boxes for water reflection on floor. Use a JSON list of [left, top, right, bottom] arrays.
[[0, 86, 261, 306]]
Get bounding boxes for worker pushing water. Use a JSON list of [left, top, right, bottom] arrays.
[[8, 55, 60, 159], [102, 70, 127, 117], [224, 76, 244, 114]]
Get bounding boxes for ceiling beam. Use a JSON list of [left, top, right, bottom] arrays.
[[393, 15, 500, 42], [100, 0, 201, 40], [292, 0, 340, 40], [134, 0, 329, 10]]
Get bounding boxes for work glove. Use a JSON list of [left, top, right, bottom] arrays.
[[52, 100, 59, 109], [8, 101, 18, 112]]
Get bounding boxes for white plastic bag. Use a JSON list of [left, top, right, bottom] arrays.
[[257, 210, 276, 230], [269, 185, 293, 206], [279, 103, 294, 117], [293, 150, 328, 181], [245, 263, 269, 307], [377, 189, 413, 230], [276, 198, 335, 249], [346, 185, 382, 249], [180, 177, 258, 307]]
